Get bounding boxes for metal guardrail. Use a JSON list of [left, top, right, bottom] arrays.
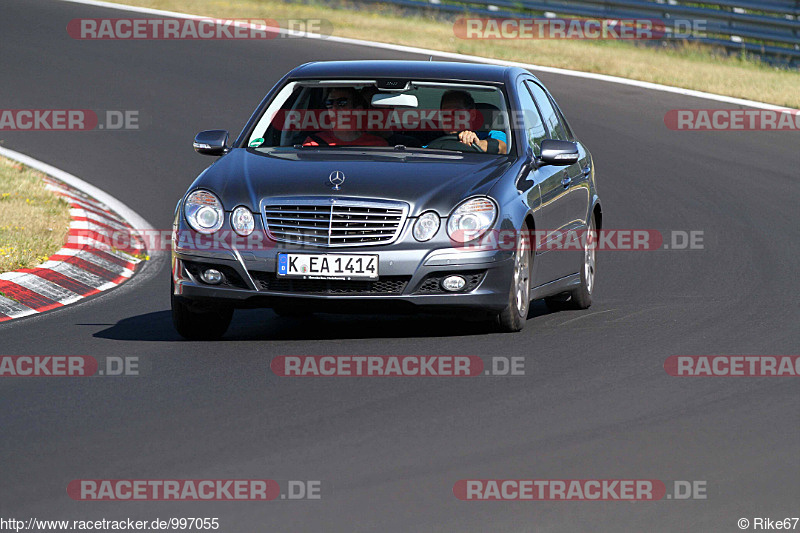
[[344, 0, 800, 68]]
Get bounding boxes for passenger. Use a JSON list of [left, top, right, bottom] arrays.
[[303, 88, 388, 147]]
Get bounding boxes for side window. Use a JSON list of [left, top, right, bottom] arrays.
[[526, 81, 568, 142], [551, 99, 575, 141], [516, 81, 547, 156]]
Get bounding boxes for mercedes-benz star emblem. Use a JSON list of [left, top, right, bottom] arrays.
[[329, 170, 345, 190]]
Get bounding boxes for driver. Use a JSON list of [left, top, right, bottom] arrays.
[[302, 87, 389, 147], [439, 90, 507, 154]]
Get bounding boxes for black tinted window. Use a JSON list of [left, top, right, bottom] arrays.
[[526, 81, 568, 141], [551, 100, 575, 141], [516, 81, 547, 156]]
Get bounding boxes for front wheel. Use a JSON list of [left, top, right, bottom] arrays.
[[171, 288, 233, 340], [495, 223, 532, 332]]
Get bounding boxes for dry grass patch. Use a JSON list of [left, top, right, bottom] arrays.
[[0, 157, 71, 272]]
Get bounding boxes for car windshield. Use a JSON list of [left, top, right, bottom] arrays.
[[246, 80, 512, 154]]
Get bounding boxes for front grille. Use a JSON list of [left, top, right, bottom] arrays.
[[251, 271, 409, 295], [414, 271, 486, 294], [263, 198, 408, 247]]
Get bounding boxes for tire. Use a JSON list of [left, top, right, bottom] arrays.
[[544, 214, 596, 311], [495, 223, 532, 332], [171, 289, 233, 340]]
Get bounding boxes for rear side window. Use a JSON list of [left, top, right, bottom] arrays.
[[526, 81, 569, 142], [516, 81, 547, 156]]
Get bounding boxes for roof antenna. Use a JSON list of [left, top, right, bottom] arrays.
[[428, 55, 433, 61]]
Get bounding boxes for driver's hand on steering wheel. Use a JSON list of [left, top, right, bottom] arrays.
[[457, 130, 480, 147], [457, 130, 490, 152], [456, 130, 507, 154]]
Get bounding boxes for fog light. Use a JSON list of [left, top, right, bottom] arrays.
[[442, 275, 466, 292], [202, 268, 223, 285]]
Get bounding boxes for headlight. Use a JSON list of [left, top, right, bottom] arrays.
[[184, 190, 224, 234], [413, 211, 440, 242], [447, 197, 497, 243], [231, 206, 255, 236]]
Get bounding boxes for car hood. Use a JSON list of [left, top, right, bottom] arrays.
[[190, 148, 512, 216]]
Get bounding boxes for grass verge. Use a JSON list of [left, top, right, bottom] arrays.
[[109, 0, 800, 108], [0, 157, 71, 273]]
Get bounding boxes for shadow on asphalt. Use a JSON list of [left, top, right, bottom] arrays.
[[93, 302, 555, 342], [93, 311, 180, 342]]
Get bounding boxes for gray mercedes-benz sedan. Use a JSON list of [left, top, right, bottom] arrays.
[[171, 60, 602, 339]]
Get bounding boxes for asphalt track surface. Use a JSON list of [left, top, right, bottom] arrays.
[[1, 1, 798, 531]]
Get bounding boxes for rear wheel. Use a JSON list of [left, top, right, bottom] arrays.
[[495, 223, 532, 332], [171, 286, 233, 340], [569, 215, 596, 309]]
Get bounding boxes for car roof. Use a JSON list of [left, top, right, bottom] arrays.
[[288, 60, 526, 84]]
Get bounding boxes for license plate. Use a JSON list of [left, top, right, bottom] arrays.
[[277, 253, 379, 279]]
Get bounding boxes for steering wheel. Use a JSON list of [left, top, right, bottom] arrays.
[[425, 134, 485, 153]]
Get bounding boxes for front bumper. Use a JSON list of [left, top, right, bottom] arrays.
[[172, 242, 515, 314]]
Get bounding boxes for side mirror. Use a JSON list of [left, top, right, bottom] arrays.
[[538, 139, 579, 166], [193, 130, 229, 156]]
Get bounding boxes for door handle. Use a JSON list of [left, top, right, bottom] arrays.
[[561, 177, 571, 188]]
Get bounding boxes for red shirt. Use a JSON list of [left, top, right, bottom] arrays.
[[302, 131, 389, 147]]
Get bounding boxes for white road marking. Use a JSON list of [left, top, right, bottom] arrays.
[[66, 250, 135, 277], [0, 295, 37, 318], [0, 272, 83, 305], [68, 210, 130, 230], [41, 261, 112, 288]]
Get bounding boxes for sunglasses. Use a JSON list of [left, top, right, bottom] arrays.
[[325, 97, 352, 108]]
